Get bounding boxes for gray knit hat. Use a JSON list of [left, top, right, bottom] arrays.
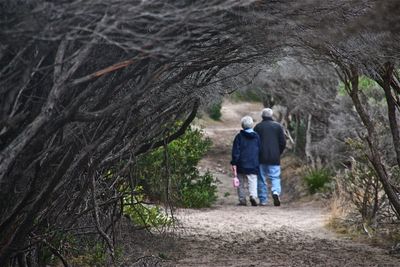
[[241, 116, 254, 129], [262, 108, 273, 118]]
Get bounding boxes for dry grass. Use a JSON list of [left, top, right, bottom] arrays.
[[281, 155, 309, 202], [327, 175, 400, 251]]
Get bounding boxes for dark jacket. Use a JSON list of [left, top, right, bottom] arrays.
[[231, 130, 260, 174], [254, 117, 286, 165]]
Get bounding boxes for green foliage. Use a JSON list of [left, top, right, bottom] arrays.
[[158, 252, 168, 260], [339, 138, 386, 223], [123, 186, 173, 228], [358, 76, 378, 91], [36, 231, 76, 266], [38, 245, 58, 266], [290, 118, 307, 157], [337, 76, 380, 97], [337, 80, 347, 96], [208, 102, 222, 121], [37, 231, 122, 267], [137, 124, 217, 208], [303, 167, 333, 194], [180, 172, 217, 208], [231, 88, 264, 102], [69, 242, 107, 267], [340, 159, 382, 223], [69, 241, 123, 267]]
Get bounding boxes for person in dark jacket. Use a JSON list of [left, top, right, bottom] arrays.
[[254, 108, 286, 206], [231, 116, 261, 206]]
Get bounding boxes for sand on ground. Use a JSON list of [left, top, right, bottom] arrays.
[[170, 100, 400, 267]]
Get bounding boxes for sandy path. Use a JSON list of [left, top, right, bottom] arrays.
[[172, 100, 400, 266]]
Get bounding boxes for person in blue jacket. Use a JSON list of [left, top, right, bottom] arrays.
[[231, 116, 261, 206], [254, 108, 286, 206]]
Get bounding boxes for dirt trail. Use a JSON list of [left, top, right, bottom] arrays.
[[173, 100, 400, 266]]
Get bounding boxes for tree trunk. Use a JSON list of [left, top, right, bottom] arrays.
[[294, 114, 300, 155], [346, 65, 400, 218], [305, 113, 315, 167], [380, 62, 400, 168]]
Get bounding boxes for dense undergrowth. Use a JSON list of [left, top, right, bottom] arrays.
[[135, 123, 217, 209], [34, 124, 218, 266], [327, 139, 400, 250]]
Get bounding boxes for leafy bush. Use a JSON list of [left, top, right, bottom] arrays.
[[289, 118, 307, 157], [70, 243, 107, 267], [69, 242, 123, 267], [338, 76, 380, 96], [36, 232, 123, 267], [339, 158, 384, 223], [123, 186, 173, 228], [303, 167, 333, 194], [329, 137, 398, 239], [230, 88, 264, 102], [330, 159, 400, 245], [181, 172, 217, 208], [137, 124, 217, 208], [207, 101, 222, 121]]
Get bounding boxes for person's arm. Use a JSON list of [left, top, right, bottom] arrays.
[[255, 133, 261, 162], [230, 134, 241, 174], [278, 126, 286, 154], [231, 165, 237, 177], [254, 124, 260, 135]]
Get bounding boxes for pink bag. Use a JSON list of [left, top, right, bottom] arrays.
[[232, 177, 240, 188]]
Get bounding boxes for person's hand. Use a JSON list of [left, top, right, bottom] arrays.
[[231, 165, 237, 177], [233, 176, 240, 188]]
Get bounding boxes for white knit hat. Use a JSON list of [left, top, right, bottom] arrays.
[[262, 108, 273, 118], [241, 116, 254, 129]]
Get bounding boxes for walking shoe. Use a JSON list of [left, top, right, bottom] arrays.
[[259, 202, 267, 206], [249, 196, 257, 207], [272, 193, 281, 206]]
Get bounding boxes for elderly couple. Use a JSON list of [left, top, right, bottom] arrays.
[[230, 108, 286, 207]]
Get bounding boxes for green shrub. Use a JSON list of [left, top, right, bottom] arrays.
[[231, 88, 264, 102], [181, 172, 217, 208], [338, 76, 380, 96], [69, 242, 107, 267], [207, 102, 222, 121], [38, 233, 119, 267], [337, 156, 384, 223], [289, 118, 307, 157], [123, 186, 173, 228], [137, 124, 217, 208], [36, 231, 76, 266], [303, 167, 333, 194]]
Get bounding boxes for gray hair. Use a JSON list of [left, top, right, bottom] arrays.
[[262, 108, 273, 118], [241, 116, 254, 129]]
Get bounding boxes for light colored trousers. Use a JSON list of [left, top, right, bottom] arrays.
[[258, 164, 281, 204], [237, 173, 258, 203]]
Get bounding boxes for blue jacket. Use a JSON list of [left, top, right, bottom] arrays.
[[254, 117, 286, 165], [231, 130, 260, 174]]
